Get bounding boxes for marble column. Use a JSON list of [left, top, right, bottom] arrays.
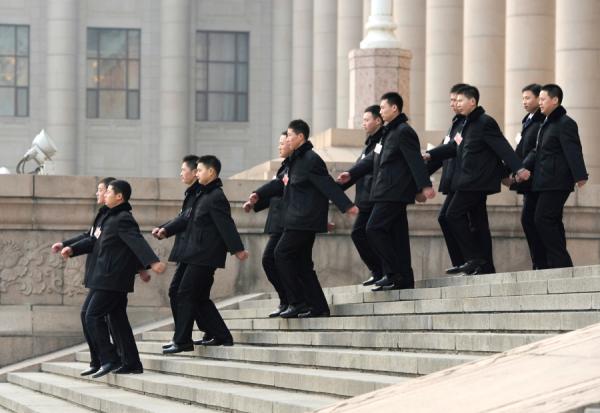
[[336, 0, 363, 128], [505, 0, 555, 145], [46, 0, 79, 174], [159, 0, 190, 177], [271, 0, 293, 153], [291, 0, 313, 123], [425, 0, 463, 131], [312, 0, 337, 134], [393, 0, 426, 134], [360, 0, 401, 49], [556, 0, 600, 178], [463, 0, 505, 125]]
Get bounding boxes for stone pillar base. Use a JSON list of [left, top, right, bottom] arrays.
[[348, 48, 412, 129]]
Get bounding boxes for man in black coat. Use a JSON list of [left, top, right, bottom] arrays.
[[51, 176, 120, 377], [151, 155, 210, 347], [502, 84, 547, 269], [159, 155, 249, 354], [438, 85, 531, 275], [243, 132, 292, 317], [63, 180, 166, 378], [338, 92, 435, 291], [522, 83, 588, 268], [340, 105, 385, 286], [273, 119, 358, 318]]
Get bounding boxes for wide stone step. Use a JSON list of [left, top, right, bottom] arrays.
[[130, 342, 478, 376], [237, 275, 600, 314], [227, 330, 552, 353], [0, 383, 95, 413], [224, 291, 600, 320], [42, 361, 340, 413], [76, 351, 407, 396], [220, 311, 600, 332], [8, 372, 215, 413]]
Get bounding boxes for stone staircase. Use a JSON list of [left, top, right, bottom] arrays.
[[1, 265, 600, 412]]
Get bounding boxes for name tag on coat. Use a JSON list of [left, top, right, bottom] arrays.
[[361, 153, 366, 159], [443, 135, 451, 145], [93, 227, 102, 238], [283, 174, 289, 186], [374, 143, 383, 154]]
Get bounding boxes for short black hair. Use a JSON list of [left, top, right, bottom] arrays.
[[456, 85, 480, 105], [450, 83, 469, 94], [288, 119, 310, 140], [541, 83, 563, 104], [182, 155, 200, 170], [108, 180, 132, 202], [280, 130, 288, 136], [99, 176, 116, 187], [380, 92, 404, 113], [197, 155, 222, 176], [522, 83, 542, 97], [364, 105, 383, 121]]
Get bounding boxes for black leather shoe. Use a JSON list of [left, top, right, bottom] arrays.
[[445, 265, 463, 275], [458, 260, 487, 276], [280, 304, 310, 319], [162, 343, 194, 354], [113, 364, 144, 374], [374, 275, 394, 287], [91, 362, 119, 378], [161, 341, 174, 350], [193, 334, 213, 346], [362, 275, 382, 286], [80, 366, 100, 376], [268, 304, 288, 318], [201, 338, 234, 346], [298, 309, 330, 318]]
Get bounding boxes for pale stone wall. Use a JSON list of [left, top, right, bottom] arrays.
[[1, 175, 600, 366]]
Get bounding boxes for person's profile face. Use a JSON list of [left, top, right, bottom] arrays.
[[104, 185, 123, 208], [278, 134, 292, 158], [379, 99, 397, 123], [96, 183, 107, 205], [362, 112, 381, 135], [180, 162, 197, 185], [286, 128, 304, 151], [522, 90, 539, 114], [196, 162, 215, 185], [539, 90, 559, 116], [450, 93, 459, 114]]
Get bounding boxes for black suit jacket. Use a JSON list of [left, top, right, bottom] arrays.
[[349, 113, 432, 204], [282, 141, 354, 233], [508, 109, 544, 193], [163, 178, 244, 268], [340, 127, 384, 210], [430, 106, 522, 194], [70, 202, 159, 293], [159, 180, 201, 262], [523, 106, 588, 192], [253, 159, 289, 234], [427, 115, 466, 194]]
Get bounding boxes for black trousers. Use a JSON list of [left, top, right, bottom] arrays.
[[438, 192, 465, 267], [366, 202, 413, 282], [275, 230, 328, 312], [173, 264, 232, 345], [446, 191, 491, 264], [262, 232, 288, 306], [351, 208, 383, 277], [533, 190, 572, 269], [168, 263, 208, 338], [521, 192, 549, 269], [85, 290, 141, 368], [81, 289, 101, 368]]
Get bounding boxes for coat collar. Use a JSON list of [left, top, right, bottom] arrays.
[[452, 114, 465, 123], [384, 112, 408, 132], [107, 202, 132, 216], [365, 126, 384, 146], [97, 205, 109, 215], [290, 140, 314, 161], [199, 178, 223, 193], [544, 105, 567, 123], [466, 106, 485, 122], [185, 180, 201, 197], [522, 108, 544, 125]]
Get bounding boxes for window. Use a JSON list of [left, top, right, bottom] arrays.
[[0, 25, 29, 117], [195, 31, 249, 122], [87, 28, 140, 119]]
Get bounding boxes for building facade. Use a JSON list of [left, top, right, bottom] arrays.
[[0, 0, 598, 178]]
